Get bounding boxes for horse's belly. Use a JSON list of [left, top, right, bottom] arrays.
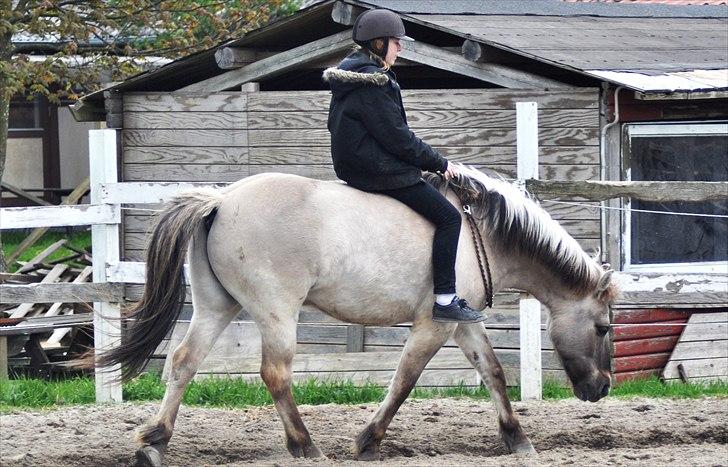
[[305, 266, 432, 326]]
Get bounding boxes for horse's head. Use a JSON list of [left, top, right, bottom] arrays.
[[547, 269, 615, 402]]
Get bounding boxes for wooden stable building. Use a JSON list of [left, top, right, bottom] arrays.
[[73, 0, 728, 386]]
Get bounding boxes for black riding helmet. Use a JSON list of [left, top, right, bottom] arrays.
[[352, 9, 414, 59]]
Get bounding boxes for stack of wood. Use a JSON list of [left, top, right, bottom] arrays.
[[0, 239, 94, 377]]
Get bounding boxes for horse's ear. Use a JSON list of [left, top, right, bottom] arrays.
[[591, 247, 602, 263], [595, 269, 614, 297]]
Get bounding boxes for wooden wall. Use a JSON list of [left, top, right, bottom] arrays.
[[612, 308, 690, 382], [121, 88, 601, 386], [663, 310, 727, 383]]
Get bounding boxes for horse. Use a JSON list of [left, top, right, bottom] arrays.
[[88, 164, 617, 466]]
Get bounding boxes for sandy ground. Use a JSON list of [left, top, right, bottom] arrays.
[[1, 397, 726, 466]]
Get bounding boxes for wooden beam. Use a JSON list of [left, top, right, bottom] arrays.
[[527, 180, 728, 202], [89, 128, 123, 402], [635, 90, 728, 100], [0, 204, 119, 230], [613, 272, 728, 309], [398, 41, 570, 90], [462, 39, 484, 63], [100, 181, 227, 205], [176, 30, 354, 93], [346, 324, 365, 352], [16, 240, 68, 274], [0, 181, 53, 206], [6, 177, 90, 266], [104, 90, 123, 129], [0, 313, 95, 337], [69, 98, 106, 122], [214, 48, 278, 70], [0, 282, 123, 305], [215, 47, 256, 69], [331, 0, 365, 25], [8, 264, 69, 317], [0, 336, 8, 380]]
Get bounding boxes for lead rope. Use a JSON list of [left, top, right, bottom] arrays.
[[462, 204, 494, 309], [445, 179, 494, 309]]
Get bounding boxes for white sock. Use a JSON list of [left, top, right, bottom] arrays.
[[436, 293, 457, 306]]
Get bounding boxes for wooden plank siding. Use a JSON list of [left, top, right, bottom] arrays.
[[663, 311, 728, 383], [121, 88, 599, 385], [153, 320, 566, 387], [612, 308, 690, 382]]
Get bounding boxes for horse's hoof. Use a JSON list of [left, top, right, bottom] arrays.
[[355, 447, 381, 461], [287, 440, 324, 459], [134, 445, 165, 467], [304, 444, 325, 458], [513, 441, 537, 455]]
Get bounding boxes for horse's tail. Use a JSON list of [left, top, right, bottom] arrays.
[[81, 188, 224, 381]]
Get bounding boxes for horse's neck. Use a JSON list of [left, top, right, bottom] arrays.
[[489, 252, 568, 309]]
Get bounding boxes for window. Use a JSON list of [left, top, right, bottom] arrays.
[[624, 122, 728, 273], [9, 95, 44, 130]]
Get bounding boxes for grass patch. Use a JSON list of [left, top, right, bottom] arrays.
[[2, 229, 92, 272], [610, 375, 728, 399], [1, 374, 726, 412]]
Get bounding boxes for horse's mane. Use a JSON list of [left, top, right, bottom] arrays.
[[423, 165, 616, 301]]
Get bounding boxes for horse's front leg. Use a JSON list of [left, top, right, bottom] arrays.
[[453, 323, 536, 454], [355, 319, 456, 461]]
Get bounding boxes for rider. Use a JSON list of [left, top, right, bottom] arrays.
[[323, 9, 485, 323]]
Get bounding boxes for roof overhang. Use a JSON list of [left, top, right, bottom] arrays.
[[584, 69, 728, 99]]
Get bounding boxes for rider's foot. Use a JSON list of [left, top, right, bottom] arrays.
[[432, 297, 486, 323]]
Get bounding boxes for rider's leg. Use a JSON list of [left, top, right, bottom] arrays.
[[377, 180, 484, 323]]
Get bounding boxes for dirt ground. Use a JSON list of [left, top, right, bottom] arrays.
[[1, 397, 726, 466]]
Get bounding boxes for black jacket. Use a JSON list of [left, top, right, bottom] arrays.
[[323, 51, 448, 191]]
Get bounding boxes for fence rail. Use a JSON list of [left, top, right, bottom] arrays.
[[526, 180, 728, 202]]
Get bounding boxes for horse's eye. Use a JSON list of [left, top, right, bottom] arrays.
[[596, 324, 610, 336]]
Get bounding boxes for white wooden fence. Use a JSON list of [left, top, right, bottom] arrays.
[[2, 106, 727, 401]]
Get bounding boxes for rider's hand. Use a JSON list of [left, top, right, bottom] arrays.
[[443, 162, 457, 181]]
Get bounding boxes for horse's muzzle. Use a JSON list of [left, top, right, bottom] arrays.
[[574, 371, 611, 402]]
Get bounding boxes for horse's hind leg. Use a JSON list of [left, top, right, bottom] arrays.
[[134, 228, 241, 467], [453, 323, 536, 454], [255, 310, 323, 458], [355, 319, 455, 461]]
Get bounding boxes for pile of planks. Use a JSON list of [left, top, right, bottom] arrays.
[[0, 239, 94, 377]]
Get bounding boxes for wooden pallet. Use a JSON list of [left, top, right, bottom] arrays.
[[0, 240, 94, 378]]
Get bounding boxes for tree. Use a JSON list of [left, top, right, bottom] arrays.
[[0, 0, 300, 271]]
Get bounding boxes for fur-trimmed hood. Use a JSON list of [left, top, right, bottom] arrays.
[[322, 67, 389, 86], [323, 51, 390, 97]]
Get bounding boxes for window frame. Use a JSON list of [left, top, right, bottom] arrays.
[[622, 121, 728, 274]]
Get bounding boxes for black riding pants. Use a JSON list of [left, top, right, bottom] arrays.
[[377, 180, 461, 295]]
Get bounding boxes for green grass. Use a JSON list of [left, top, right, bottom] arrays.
[[1, 230, 92, 272], [1, 374, 725, 412]]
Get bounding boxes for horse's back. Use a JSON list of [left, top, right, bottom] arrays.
[[206, 173, 436, 324]]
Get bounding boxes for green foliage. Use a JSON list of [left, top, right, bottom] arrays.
[[1, 229, 91, 272], [1, 0, 302, 102], [1, 374, 726, 412]]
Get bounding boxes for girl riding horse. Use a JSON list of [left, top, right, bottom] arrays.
[[324, 8, 485, 323]]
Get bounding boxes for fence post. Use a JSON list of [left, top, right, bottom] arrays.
[[516, 102, 543, 401], [89, 129, 123, 402]]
